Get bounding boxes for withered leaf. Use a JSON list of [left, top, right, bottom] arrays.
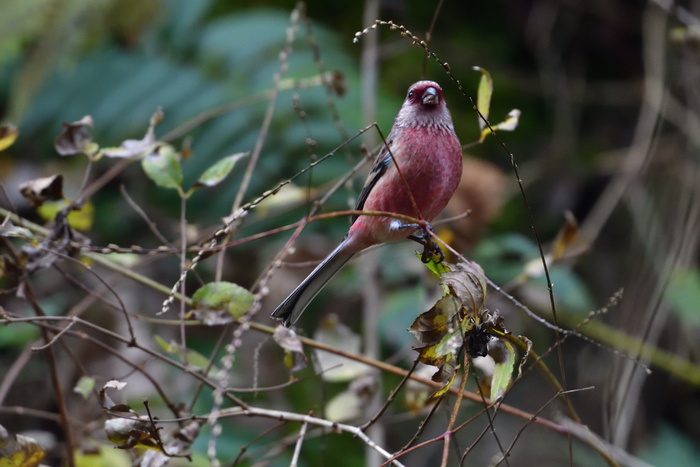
[[273, 326, 307, 372], [54, 115, 97, 156], [441, 261, 487, 317], [102, 108, 163, 159], [99, 380, 129, 412], [409, 294, 465, 397], [19, 174, 64, 207], [409, 259, 490, 398], [21, 208, 90, 273]]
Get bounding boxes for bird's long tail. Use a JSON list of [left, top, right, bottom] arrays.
[[271, 239, 354, 327]]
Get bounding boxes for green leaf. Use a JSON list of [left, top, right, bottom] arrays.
[[422, 255, 451, 278], [154, 334, 177, 353], [473, 66, 493, 130], [665, 268, 700, 326], [191, 281, 254, 324], [194, 152, 248, 188], [153, 335, 213, 370], [141, 145, 182, 190], [73, 376, 95, 400], [489, 339, 515, 401]]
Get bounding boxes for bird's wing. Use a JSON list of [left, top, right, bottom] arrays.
[[352, 142, 393, 224]]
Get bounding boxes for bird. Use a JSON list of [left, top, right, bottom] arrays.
[[272, 80, 463, 327]]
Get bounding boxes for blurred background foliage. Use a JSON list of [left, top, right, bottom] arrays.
[[1, 0, 699, 465]]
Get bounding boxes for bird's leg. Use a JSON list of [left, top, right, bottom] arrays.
[[396, 222, 445, 264]]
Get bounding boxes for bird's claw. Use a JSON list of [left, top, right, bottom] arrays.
[[409, 225, 445, 264], [420, 239, 445, 263]]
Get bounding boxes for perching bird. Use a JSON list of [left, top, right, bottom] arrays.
[[272, 80, 463, 327]]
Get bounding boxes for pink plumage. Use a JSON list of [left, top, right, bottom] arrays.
[[272, 81, 463, 327]]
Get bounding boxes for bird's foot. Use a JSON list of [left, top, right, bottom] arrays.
[[407, 224, 445, 264]]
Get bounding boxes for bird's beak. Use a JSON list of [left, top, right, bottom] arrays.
[[422, 87, 439, 105]]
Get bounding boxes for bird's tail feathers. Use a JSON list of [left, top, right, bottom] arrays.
[[271, 240, 353, 327]]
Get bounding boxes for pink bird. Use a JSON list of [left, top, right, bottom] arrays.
[[272, 80, 463, 327]]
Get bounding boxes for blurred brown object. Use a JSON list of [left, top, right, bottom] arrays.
[[442, 156, 507, 252]]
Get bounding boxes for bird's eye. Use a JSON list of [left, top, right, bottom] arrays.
[[408, 90, 414, 99]]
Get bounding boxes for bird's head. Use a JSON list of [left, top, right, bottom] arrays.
[[396, 80, 454, 129]]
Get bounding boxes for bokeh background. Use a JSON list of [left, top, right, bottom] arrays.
[[1, 0, 699, 465]]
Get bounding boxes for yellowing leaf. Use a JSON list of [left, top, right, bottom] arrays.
[[410, 260, 490, 398], [473, 66, 493, 130], [0, 125, 18, 152], [552, 211, 579, 261], [478, 109, 522, 143], [37, 200, 94, 231], [0, 434, 46, 467], [489, 340, 515, 401]]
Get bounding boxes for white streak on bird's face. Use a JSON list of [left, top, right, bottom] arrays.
[[394, 80, 455, 131]]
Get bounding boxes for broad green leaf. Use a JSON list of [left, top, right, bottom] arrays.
[[489, 339, 515, 401], [141, 145, 182, 190], [194, 152, 248, 188], [473, 66, 493, 130], [0, 124, 18, 151], [191, 281, 254, 323], [73, 376, 95, 400]]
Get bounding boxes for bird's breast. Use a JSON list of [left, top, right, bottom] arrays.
[[345, 125, 462, 251]]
